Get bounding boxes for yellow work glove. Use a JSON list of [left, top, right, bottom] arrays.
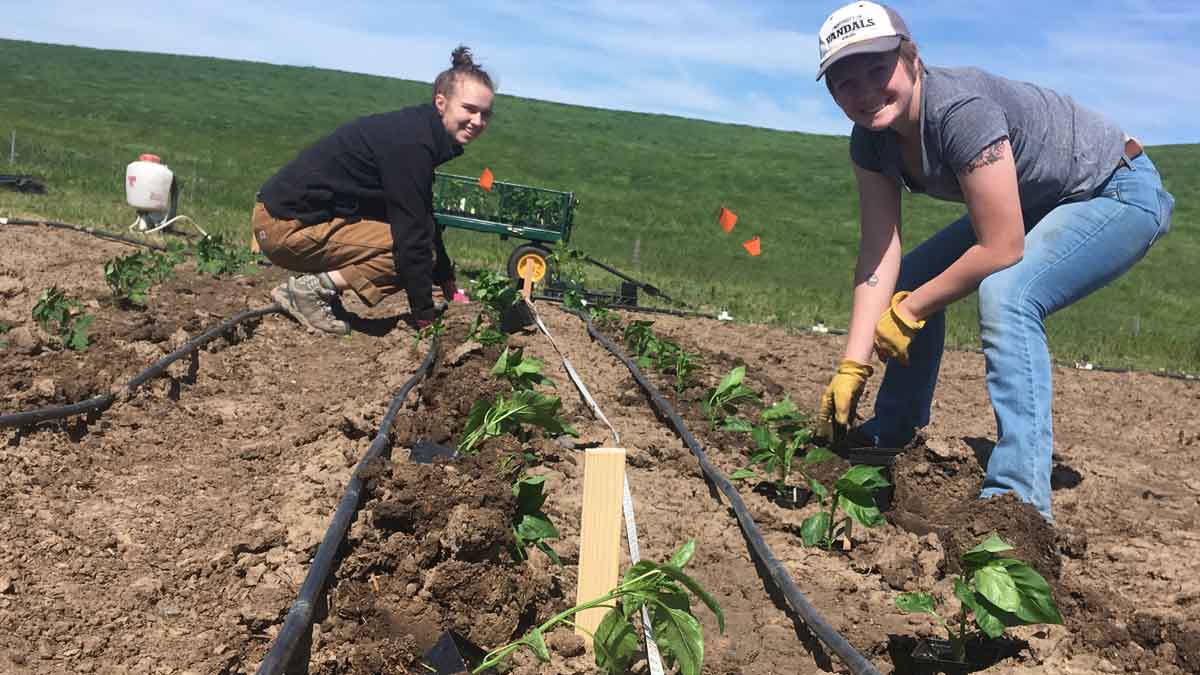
[[816, 359, 874, 438], [874, 291, 926, 367]]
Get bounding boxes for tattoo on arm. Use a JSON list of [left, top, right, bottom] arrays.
[[961, 139, 1007, 176]]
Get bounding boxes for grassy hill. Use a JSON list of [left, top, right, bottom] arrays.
[[1, 38, 1196, 372]]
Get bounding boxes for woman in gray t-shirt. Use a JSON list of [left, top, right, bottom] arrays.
[[812, 1, 1175, 521]]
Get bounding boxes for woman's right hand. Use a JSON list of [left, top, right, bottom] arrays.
[[816, 359, 874, 438]]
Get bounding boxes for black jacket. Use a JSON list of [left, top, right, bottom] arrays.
[[258, 103, 462, 315]]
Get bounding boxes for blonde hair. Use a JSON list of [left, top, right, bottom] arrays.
[[432, 46, 495, 100]]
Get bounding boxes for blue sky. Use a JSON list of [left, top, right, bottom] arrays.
[[6, 1, 1198, 145]]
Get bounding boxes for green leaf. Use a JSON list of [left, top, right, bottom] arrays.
[[650, 594, 705, 675], [800, 512, 830, 547], [65, 314, 94, 351], [896, 592, 938, 616], [660, 564, 725, 633], [835, 465, 890, 491], [714, 366, 745, 396], [955, 578, 1006, 639], [668, 539, 696, 569], [594, 609, 639, 674], [490, 346, 513, 376], [802, 446, 836, 465], [730, 468, 758, 481], [515, 513, 559, 541], [535, 541, 562, 565], [622, 560, 661, 590], [838, 493, 884, 528], [751, 425, 778, 452], [808, 477, 829, 502], [962, 533, 1013, 568], [761, 397, 799, 422], [968, 533, 1015, 556], [721, 417, 754, 433], [997, 560, 1063, 624], [975, 563, 1021, 613], [513, 475, 548, 512], [524, 627, 550, 661]]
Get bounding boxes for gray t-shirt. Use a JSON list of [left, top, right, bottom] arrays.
[[850, 66, 1126, 216]]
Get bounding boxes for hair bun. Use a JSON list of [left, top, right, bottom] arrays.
[[451, 46, 474, 69]]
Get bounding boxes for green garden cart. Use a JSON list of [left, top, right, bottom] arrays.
[[432, 172, 576, 286]]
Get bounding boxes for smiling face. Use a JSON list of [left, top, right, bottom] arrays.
[[826, 49, 919, 133], [435, 77, 494, 146]]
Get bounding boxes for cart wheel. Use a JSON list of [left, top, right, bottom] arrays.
[[507, 245, 554, 285]]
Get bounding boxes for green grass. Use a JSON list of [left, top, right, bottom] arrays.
[[1, 39, 1197, 372]]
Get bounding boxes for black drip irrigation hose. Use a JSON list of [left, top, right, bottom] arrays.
[[572, 308, 883, 675], [531, 293, 715, 320], [0, 306, 279, 427], [1, 216, 172, 251], [256, 338, 440, 675]]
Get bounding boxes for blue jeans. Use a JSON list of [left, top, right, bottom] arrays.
[[861, 153, 1175, 520]]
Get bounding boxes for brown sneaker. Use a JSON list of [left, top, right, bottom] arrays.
[[270, 275, 350, 336]]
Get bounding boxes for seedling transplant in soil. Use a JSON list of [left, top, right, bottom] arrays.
[[194, 233, 259, 277], [412, 318, 445, 351], [895, 533, 1063, 662], [491, 346, 554, 391], [623, 320, 704, 394], [458, 390, 578, 455], [510, 474, 562, 565], [468, 270, 520, 344], [729, 397, 836, 499], [472, 540, 724, 675], [104, 244, 185, 306], [702, 365, 759, 430], [31, 286, 94, 351], [800, 464, 889, 549], [458, 349, 576, 455]]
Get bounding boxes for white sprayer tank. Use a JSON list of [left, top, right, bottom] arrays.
[[125, 154, 174, 211]]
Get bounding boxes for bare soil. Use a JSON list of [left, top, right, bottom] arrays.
[[2, 222, 1199, 675]]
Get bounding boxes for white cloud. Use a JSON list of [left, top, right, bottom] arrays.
[[3, 0, 1197, 143]]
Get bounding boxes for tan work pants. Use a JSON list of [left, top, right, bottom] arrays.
[[252, 202, 398, 306]]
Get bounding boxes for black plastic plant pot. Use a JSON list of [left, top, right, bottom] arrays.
[[499, 302, 535, 334], [423, 630, 496, 675], [911, 637, 1004, 675], [752, 481, 812, 509], [836, 444, 907, 467]]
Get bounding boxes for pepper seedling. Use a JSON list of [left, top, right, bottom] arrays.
[[510, 474, 562, 565], [458, 390, 578, 455], [412, 318, 445, 351], [896, 533, 1063, 663], [104, 245, 184, 307], [194, 233, 258, 277], [472, 539, 724, 675], [800, 464, 889, 549], [702, 365, 759, 430], [491, 346, 553, 392], [468, 270, 520, 344], [31, 286, 94, 351], [729, 397, 836, 499]]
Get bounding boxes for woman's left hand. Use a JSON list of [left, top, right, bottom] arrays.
[[874, 291, 926, 366]]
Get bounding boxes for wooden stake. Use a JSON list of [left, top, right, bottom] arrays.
[[575, 448, 626, 644]]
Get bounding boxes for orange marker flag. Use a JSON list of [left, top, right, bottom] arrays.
[[718, 206, 737, 233], [742, 236, 761, 257], [479, 167, 495, 191]]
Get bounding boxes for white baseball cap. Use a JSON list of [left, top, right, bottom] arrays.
[[816, 1, 911, 80]]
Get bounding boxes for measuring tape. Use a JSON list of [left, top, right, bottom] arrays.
[[524, 300, 665, 675]]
